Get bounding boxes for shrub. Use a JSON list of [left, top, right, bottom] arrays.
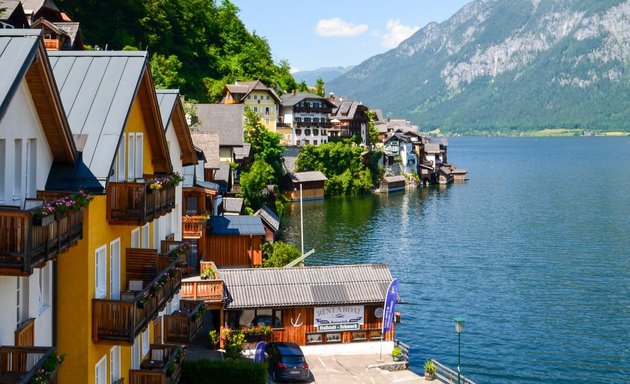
[[181, 359, 267, 384]]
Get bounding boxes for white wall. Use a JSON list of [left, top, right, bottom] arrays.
[[165, 124, 183, 241]]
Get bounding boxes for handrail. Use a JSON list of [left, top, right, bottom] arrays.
[[432, 359, 477, 384], [394, 339, 410, 362], [107, 176, 176, 225], [0, 346, 56, 384]]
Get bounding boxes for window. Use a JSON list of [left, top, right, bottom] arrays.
[[95, 245, 107, 299], [95, 355, 107, 384], [110, 347, 121, 383], [141, 224, 150, 249], [266, 95, 270, 100], [265, 118, 270, 125], [186, 196, 198, 215], [247, 95, 251, 99], [313, 140, 318, 145], [25, 139, 36, 198], [127, 134, 135, 181], [135, 133, 143, 179], [142, 328, 150, 357], [253, 107, 258, 113], [16, 277, 28, 325], [131, 228, 140, 248], [0, 139, 5, 202], [131, 335, 141, 369], [39, 263, 50, 312], [113, 138, 126, 182], [265, 107, 270, 115], [313, 129, 319, 136], [14, 139, 22, 199], [305, 129, 311, 136], [110, 239, 121, 300], [295, 129, 302, 136], [253, 95, 257, 100]]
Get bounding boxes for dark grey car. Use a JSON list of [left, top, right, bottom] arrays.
[[265, 342, 310, 382]]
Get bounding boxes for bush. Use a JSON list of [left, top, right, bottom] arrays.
[[181, 359, 267, 384]]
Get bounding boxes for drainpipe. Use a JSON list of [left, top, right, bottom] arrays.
[[52, 260, 58, 347]]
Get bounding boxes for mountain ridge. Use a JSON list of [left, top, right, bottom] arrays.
[[328, 0, 630, 134]]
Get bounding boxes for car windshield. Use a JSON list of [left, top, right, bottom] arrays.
[[281, 356, 305, 365]]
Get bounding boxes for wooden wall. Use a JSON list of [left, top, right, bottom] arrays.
[[287, 187, 325, 201], [205, 235, 262, 267]]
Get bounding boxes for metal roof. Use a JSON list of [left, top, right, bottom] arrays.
[[219, 264, 393, 309], [281, 92, 336, 108], [48, 50, 148, 182], [289, 171, 327, 183], [0, 29, 39, 121], [208, 215, 265, 236], [222, 197, 243, 214], [156, 89, 179, 129], [194, 103, 244, 147], [254, 204, 280, 232]]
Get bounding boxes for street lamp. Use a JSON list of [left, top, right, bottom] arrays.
[[454, 317, 465, 384]]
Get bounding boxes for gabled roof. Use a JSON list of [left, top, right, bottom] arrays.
[[424, 143, 441, 154], [194, 104, 244, 147], [225, 80, 281, 103], [385, 132, 412, 144], [254, 205, 280, 232], [208, 215, 265, 236], [190, 132, 220, 169], [219, 264, 393, 309], [281, 92, 336, 108], [49, 50, 172, 183], [215, 161, 230, 183], [222, 197, 243, 215], [0, 29, 76, 164], [289, 171, 327, 183], [1, 1, 29, 27], [156, 89, 196, 166], [331, 99, 368, 121]]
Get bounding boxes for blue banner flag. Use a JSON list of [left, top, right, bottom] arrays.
[[381, 278, 399, 333], [254, 341, 266, 363]]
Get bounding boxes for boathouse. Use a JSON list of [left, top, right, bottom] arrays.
[[283, 171, 327, 201], [205, 215, 265, 267], [379, 175, 407, 193], [218, 264, 396, 346]]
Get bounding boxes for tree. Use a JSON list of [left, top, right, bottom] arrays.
[[262, 241, 301, 267], [150, 54, 184, 89], [367, 110, 379, 145], [243, 107, 284, 180], [239, 159, 275, 211], [315, 77, 325, 97], [297, 80, 308, 92]]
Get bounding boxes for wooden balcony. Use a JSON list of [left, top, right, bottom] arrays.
[[0, 346, 59, 384], [129, 345, 182, 384], [181, 216, 207, 239], [107, 177, 176, 225], [0, 203, 83, 276], [164, 300, 204, 344], [180, 272, 223, 305], [43, 39, 60, 50], [92, 255, 184, 345]]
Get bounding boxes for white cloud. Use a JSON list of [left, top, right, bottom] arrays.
[[315, 17, 368, 37], [381, 19, 420, 48]]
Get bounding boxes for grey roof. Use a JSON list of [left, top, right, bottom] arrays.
[[182, 164, 195, 188], [194, 104, 244, 147], [0, 1, 21, 20], [281, 92, 336, 108], [425, 143, 441, 154], [289, 171, 327, 183], [190, 132, 220, 169], [215, 161, 230, 182], [222, 197, 243, 214], [48, 50, 148, 182], [254, 205, 280, 232], [331, 99, 366, 121], [233, 143, 251, 160], [208, 215, 265, 236], [383, 175, 406, 183], [0, 29, 40, 121], [197, 180, 220, 191], [156, 89, 179, 130], [226, 80, 281, 103], [219, 264, 393, 309]]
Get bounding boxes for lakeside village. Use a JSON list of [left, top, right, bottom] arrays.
[[0, 4, 469, 383]]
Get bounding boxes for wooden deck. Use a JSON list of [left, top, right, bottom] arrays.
[[106, 178, 176, 225]]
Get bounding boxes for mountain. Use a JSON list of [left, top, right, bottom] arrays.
[[328, 0, 630, 134], [293, 66, 355, 86]]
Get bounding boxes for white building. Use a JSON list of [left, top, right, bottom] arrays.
[[280, 92, 336, 146]]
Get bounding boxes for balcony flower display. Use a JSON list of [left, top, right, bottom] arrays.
[[166, 242, 191, 260], [30, 352, 65, 384], [33, 191, 93, 223], [148, 172, 185, 192]]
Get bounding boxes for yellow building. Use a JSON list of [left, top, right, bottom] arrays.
[[223, 80, 284, 134], [48, 51, 196, 384]]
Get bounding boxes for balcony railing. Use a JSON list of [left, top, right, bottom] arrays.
[[92, 257, 184, 345], [107, 177, 176, 225], [180, 274, 223, 304], [0, 346, 58, 384], [164, 300, 204, 344], [294, 106, 332, 114], [129, 345, 183, 384], [0, 204, 83, 276], [295, 121, 332, 128], [182, 216, 207, 239], [43, 39, 60, 50]]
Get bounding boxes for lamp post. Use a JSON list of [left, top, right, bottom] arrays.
[[454, 317, 465, 384]]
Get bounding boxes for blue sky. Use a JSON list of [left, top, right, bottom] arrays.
[[230, 0, 473, 72]]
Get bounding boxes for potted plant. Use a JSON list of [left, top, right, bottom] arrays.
[[200, 267, 215, 280], [208, 330, 219, 349], [424, 359, 436, 381], [391, 346, 403, 361]]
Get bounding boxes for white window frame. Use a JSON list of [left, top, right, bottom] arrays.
[[114, 139, 126, 182], [25, 139, 36, 198], [131, 227, 140, 248], [127, 134, 135, 181], [110, 346, 121, 383], [141, 328, 150, 357], [131, 335, 141, 369], [95, 355, 107, 384], [110, 239, 121, 300], [13, 139, 22, 200], [95, 245, 107, 299], [39, 263, 50, 313], [141, 224, 149, 249], [135, 133, 144, 179]]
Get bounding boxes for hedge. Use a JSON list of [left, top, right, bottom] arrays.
[[181, 359, 267, 383]]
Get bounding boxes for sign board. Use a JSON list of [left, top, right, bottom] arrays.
[[381, 279, 399, 333], [314, 305, 364, 331]]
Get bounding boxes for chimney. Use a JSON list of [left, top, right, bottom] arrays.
[[329, 92, 335, 101]]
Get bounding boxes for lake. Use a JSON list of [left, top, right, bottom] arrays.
[[280, 137, 630, 383]]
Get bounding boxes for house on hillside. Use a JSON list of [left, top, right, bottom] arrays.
[[383, 133, 417, 175], [280, 92, 335, 146], [0, 29, 82, 382], [329, 96, 370, 144], [283, 171, 328, 201], [48, 49, 191, 384], [222, 80, 282, 134]]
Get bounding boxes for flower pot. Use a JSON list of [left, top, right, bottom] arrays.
[[424, 373, 435, 381], [33, 215, 55, 226]]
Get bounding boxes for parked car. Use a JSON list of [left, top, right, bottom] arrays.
[[265, 342, 310, 382]]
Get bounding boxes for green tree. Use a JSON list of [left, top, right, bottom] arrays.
[[150, 54, 184, 89], [367, 110, 379, 145], [315, 77, 325, 97], [243, 107, 284, 180], [262, 241, 301, 267], [239, 159, 275, 210], [297, 80, 308, 92]]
